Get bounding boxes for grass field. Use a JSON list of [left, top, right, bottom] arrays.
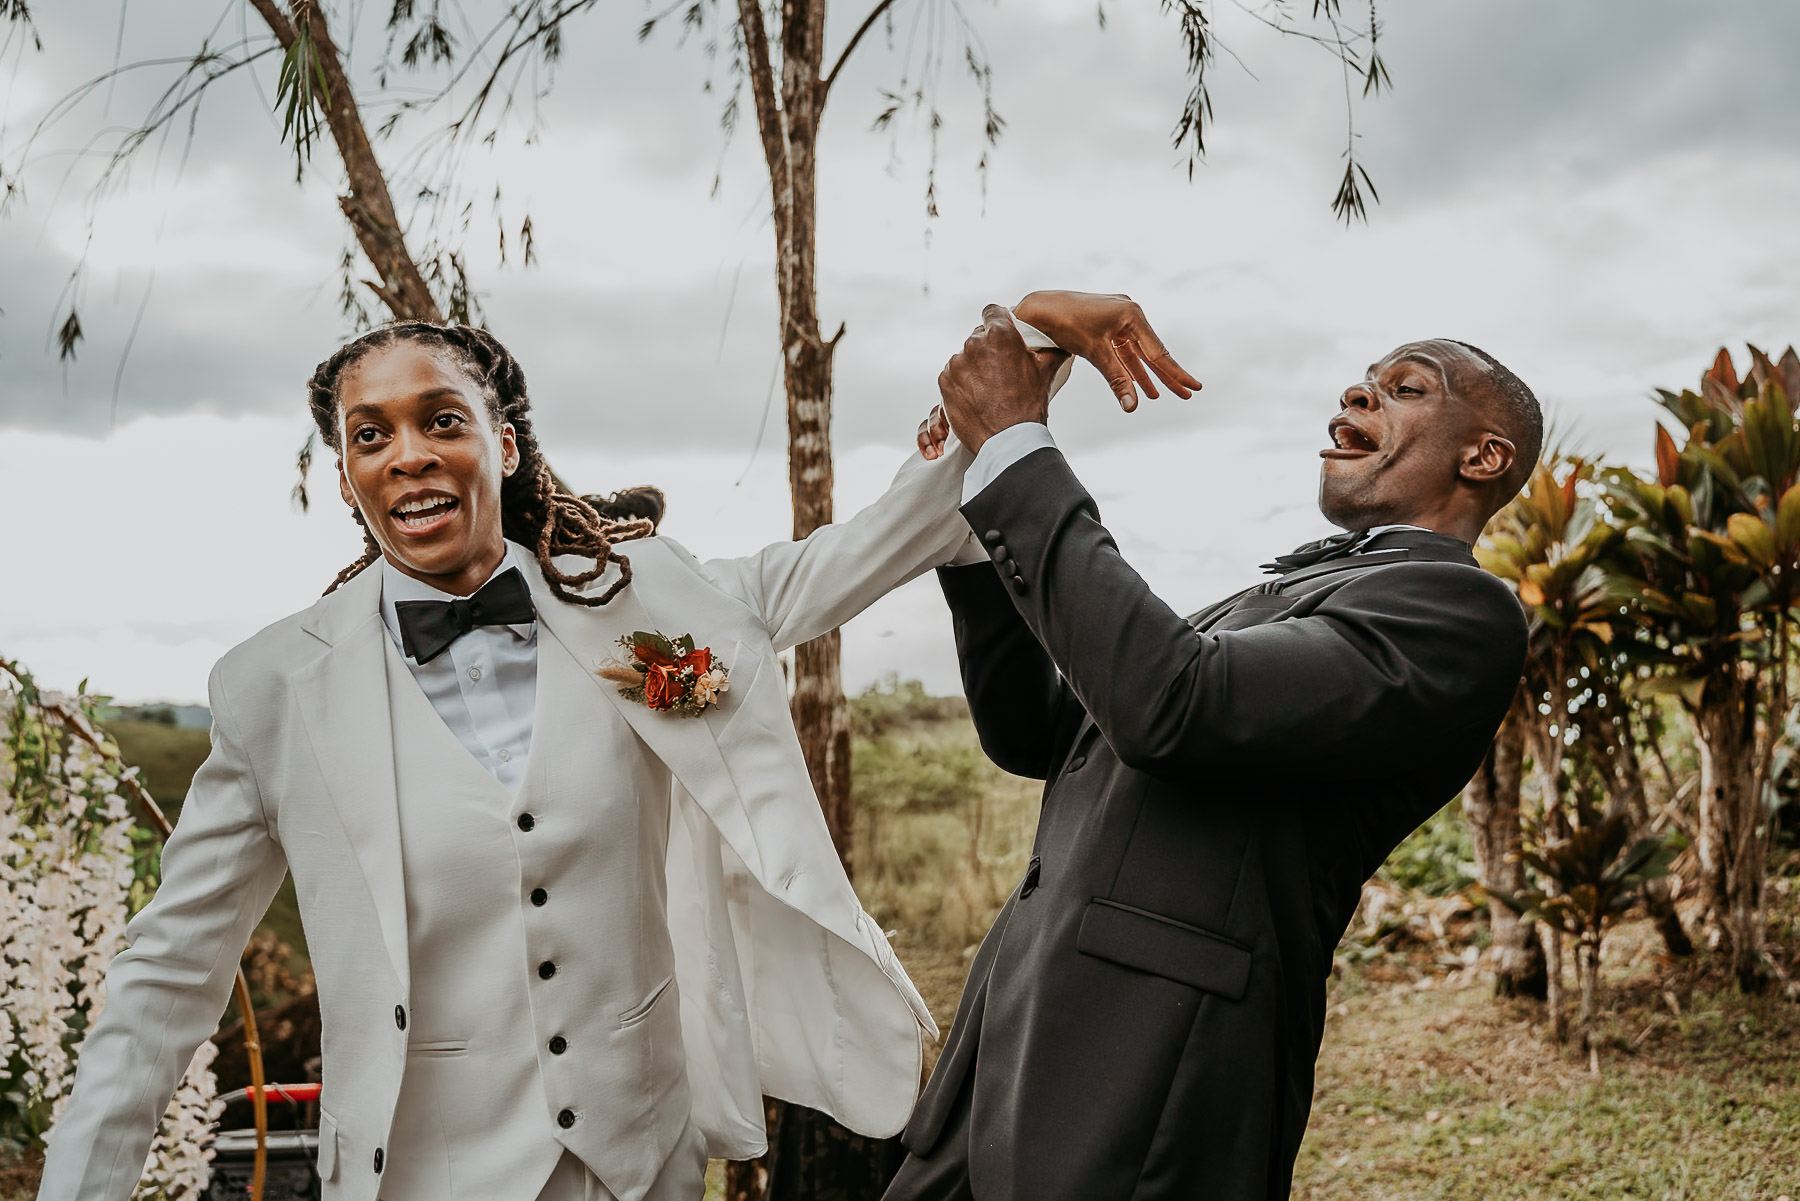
[[8, 685, 1795, 1199]]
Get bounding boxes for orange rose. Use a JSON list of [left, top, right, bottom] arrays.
[[679, 647, 712, 676], [644, 664, 680, 710]]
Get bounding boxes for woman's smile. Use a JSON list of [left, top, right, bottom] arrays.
[[389, 489, 463, 537]]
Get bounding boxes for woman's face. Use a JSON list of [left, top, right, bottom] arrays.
[[335, 341, 519, 596]]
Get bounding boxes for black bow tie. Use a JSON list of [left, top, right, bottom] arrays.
[[1261, 529, 1374, 575], [394, 567, 537, 664]]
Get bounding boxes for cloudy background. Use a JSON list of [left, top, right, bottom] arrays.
[[3, 0, 1799, 703]]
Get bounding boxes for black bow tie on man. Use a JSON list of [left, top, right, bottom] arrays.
[[1260, 528, 1375, 575], [394, 566, 537, 664]]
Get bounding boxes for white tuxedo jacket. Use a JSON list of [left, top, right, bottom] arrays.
[[40, 438, 980, 1201]]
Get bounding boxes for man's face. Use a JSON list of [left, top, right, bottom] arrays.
[[336, 342, 518, 594], [1318, 340, 1485, 531]]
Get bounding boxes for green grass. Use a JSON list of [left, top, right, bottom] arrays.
[[1294, 942, 1800, 1199]]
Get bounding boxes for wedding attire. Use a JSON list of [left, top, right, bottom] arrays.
[[883, 433, 1526, 1201], [38, 417, 1038, 1201]]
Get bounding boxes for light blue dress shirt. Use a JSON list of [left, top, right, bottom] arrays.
[[379, 545, 538, 795]]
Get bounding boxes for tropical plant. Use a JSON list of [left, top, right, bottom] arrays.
[[1601, 345, 1800, 992], [1495, 798, 1676, 1071], [1476, 456, 1622, 1009]]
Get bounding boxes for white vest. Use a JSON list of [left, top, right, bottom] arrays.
[[378, 626, 690, 1201]]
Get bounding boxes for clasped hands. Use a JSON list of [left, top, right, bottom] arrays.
[[918, 290, 1201, 460]]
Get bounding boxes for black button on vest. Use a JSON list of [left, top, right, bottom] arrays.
[[373, 1148, 384, 1174], [538, 960, 557, 979], [530, 887, 549, 906], [394, 1005, 406, 1031], [557, 1108, 577, 1129], [517, 812, 535, 832], [549, 1035, 568, 1055], [1020, 856, 1042, 897]]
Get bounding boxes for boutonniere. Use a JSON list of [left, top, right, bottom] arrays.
[[599, 631, 730, 716]]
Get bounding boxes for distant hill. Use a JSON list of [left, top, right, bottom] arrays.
[[113, 703, 211, 729]]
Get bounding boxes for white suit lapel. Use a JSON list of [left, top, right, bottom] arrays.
[[292, 564, 411, 999], [522, 552, 771, 873]]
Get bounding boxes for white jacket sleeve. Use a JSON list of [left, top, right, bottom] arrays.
[[38, 665, 290, 1201], [690, 438, 981, 653], [685, 313, 1074, 651]]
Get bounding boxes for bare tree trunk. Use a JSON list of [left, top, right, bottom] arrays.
[[726, 4, 899, 1197], [1543, 923, 1567, 1044], [1578, 936, 1601, 1076], [247, 0, 442, 321], [1463, 705, 1548, 999], [1693, 675, 1769, 991], [1598, 711, 1693, 958]]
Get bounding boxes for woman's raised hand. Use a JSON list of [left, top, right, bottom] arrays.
[[1013, 290, 1201, 413]]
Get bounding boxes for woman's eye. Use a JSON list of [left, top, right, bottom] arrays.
[[353, 427, 381, 444], [433, 412, 464, 430]]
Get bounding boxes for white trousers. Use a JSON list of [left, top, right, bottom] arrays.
[[532, 1124, 709, 1201]]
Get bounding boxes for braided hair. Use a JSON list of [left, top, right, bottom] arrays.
[[305, 321, 663, 607]]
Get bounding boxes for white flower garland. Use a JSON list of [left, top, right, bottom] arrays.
[[3, 663, 221, 1199]]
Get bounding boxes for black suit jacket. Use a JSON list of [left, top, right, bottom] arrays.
[[902, 448, 1526, 1201]]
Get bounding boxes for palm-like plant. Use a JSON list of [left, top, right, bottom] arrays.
[[1602, 345, 1800, 992], [1479, 455, 1626, 1029], [1501, 802, 1677, 1070]]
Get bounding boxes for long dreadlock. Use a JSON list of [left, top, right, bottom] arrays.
[[305, 321, 664, 607]]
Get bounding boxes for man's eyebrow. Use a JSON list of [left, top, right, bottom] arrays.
[[1375, 352, 1450, 382]]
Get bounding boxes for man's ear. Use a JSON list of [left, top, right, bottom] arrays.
[[499, 422, 520, 477], [1460, 432, 1516, 486], [337, 460, 356, 508]]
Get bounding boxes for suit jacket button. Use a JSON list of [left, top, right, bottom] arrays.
[[373, 1148, 384, 1174], [549, 1035, 568, 1055], [517, 812, 535, 832], [1068, 756, 1086, 772], [1010, 575, 1028, 596], [530, 887, 549, 907], [394, 1005, 406, 1031], [1020, 856, 1042, 897], [538, 961, 557, 979], [557, 1108, 577, 1129], [984, 529, 1003, 546], [989, 544, 1009, 564]]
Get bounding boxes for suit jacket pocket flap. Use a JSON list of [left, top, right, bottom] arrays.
[[1076, 899, 1252, 1001]]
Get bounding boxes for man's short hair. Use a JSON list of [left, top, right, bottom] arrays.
[[1447, 340, 1543, 492]]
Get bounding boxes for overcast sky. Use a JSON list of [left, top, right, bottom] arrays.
[[4, 0, 1799, 703]]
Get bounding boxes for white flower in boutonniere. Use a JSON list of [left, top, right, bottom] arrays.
[[600, 631, 730, 717], [692, 666, 729, 707]]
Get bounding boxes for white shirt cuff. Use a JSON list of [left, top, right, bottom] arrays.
[[1012, 315, 1076, 395], [962, 422, 1058, 505]]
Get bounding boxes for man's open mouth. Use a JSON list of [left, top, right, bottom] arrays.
[[1322, 419, 1379, 459], [390, 493, 460, 533]]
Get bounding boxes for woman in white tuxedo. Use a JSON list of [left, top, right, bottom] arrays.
[[39, 300, 1186, 1201]]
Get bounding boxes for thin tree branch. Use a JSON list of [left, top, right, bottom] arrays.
[[734, 0, 789, 247], [820, 0, 899, 104]]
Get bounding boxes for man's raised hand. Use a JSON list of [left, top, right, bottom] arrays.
[[1013, 290, 1200, 413], [935, 304, 1054, 456]]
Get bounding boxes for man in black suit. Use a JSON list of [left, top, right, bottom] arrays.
[[885, 293, 1536, 1201]]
